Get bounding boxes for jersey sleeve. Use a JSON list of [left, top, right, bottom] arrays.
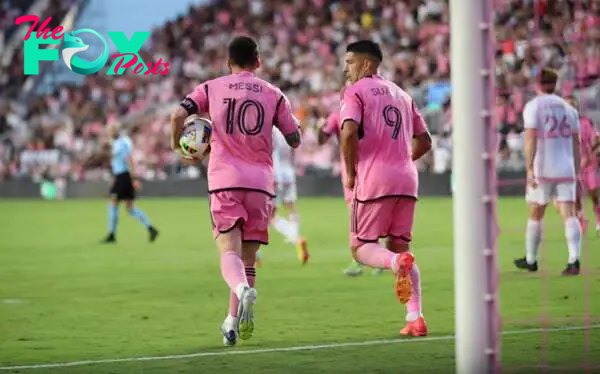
[[522, 101, 537, 130], [340, 86, 362, 127], [411, 101, 428, 136], [180, 83, 209, 115], [274, 94, 300, 135], [322, 111, 340, 136], [569, 107, 580, 135]]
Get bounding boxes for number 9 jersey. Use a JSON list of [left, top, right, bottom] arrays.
[[340, 74, 429, 202], [523, 94, 580, 182], [180, 71, 300, 196]]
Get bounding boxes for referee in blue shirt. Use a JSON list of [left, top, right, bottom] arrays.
[[101, 124, 159, 243]]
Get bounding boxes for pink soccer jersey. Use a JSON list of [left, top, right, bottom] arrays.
[[182, 71, 300, 195], [340, 75, 428, 201], [580, 115, 598, 170]]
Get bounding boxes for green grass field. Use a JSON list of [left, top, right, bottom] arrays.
[[0, 197, 599, 374]]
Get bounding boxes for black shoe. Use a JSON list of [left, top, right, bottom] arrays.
[[101, 233, 116, 244], [148, 226, 159, 243], [514, 257, 538, 272], [561, 260, 580, 276]]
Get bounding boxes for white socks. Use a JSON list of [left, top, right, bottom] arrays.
[[565, 217, 581, 264], [525, 219, 542, 264]]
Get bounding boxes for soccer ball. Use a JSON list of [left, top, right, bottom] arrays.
[[179, 115, 212, 159]]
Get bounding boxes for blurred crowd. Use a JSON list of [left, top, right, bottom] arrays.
[[0, 0, 599, 182]]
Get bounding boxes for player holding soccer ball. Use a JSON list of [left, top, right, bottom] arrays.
[[514, 68, 583, 275], [170, 36, 301, 346], [339, 40, 432, 336]]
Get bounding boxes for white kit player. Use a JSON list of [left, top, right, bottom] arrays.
[[257, 128, 309, 266], [514, 68, 582, 276]]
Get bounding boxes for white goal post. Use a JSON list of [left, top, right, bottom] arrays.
[[450, 0, 500, 373]]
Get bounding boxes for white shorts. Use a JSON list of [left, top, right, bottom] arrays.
[[274, 166, 297, 205], [526, 182, 576, 205]]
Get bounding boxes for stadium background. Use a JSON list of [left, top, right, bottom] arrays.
[[1, 0, 600, 373]]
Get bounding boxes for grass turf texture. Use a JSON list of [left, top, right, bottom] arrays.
[[0, 197, 598, 373]]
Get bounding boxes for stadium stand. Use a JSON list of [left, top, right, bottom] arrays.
[[0, 0, 598, 182]]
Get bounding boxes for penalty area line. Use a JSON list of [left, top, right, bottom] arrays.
[[1, 324, 599, 371]]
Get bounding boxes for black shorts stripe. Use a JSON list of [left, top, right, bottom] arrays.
[[208, 187, 275, 198]]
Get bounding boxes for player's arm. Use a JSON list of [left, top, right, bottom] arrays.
[[275, 94, 302, 148], [522, 103, 537, 181], [412, 132, 432, 161], [340, 119, 359, 186], [572, 113, 581, 177], [339, 89, 362, 188], [318, 112, 339, 145], [410, 101, 432, 160], [171, 84, 209, 152]]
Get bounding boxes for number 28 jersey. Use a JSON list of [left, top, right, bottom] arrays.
[[523, 94, 580, 181], [340, 74, 429, 202], [181, 71, 299, 196]]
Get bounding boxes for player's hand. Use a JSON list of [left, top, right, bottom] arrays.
[[527, 169, 537, 189], [345, 174, 356, 190], [133, 179, 142, 191]]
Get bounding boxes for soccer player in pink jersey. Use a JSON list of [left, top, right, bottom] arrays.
[[514, 69, 582, 276], [319, 107, 384, 277], [566, 95, 600, 235], [339, 40, 432, 336], [169, 36, 301, 346]]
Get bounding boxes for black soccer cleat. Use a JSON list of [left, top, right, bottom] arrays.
[[101, 233, 116, 244], [514, 257, 538, 272], [148, 226, 159, 243], [561, 260, 580, 276]]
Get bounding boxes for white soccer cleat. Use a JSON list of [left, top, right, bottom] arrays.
[[237, 287, 257, 340], [220, 316, 238, 347]]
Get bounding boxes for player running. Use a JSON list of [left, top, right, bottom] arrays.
[[339, 40, 432, 336], [566, 96, 600, 235], [261, 128, 309, 265], [319, 107, 383, 276], [86, 124, 159, 244], [514, 68, 582, 275], [170, 36, 301, 346]]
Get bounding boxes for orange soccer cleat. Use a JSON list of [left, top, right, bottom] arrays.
[[296, 238, 309, 265], [393, 252, 415, 304], [399, 316, 428, 337]]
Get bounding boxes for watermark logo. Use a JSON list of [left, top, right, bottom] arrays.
[[16, 15, 171, 75]]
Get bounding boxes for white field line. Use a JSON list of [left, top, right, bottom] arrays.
[[1, 324, 599, 371]]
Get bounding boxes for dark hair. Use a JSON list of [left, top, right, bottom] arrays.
[[539, 67, 558, 93], [228, 36, 259, 68], [346, 40, 383, 62]]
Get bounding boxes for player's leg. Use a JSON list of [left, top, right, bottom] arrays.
[[122, 174, 158, 242], [269, 183, 295, 242], [514, 183, 548, 271], [280, 180, 309, 265], [388, 197, 427, 336], [350, 198, 415, 297], [230, 190, 272, 340], [103, 177, 120, 243], [343, 189, 363, 276], [590, 187, 600, 234], [556, 183, 581, 275], [223, 242, 259, 346], [211, 191, 253, 345]]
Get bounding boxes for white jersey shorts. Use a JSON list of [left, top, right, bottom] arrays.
[[526, 181, 576, 205], [274, 166, 297, 205]]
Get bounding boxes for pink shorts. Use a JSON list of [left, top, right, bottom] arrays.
[[209, 190, 274, 244], [350, 197, 416, 248], [580, 168, 600, 192]]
